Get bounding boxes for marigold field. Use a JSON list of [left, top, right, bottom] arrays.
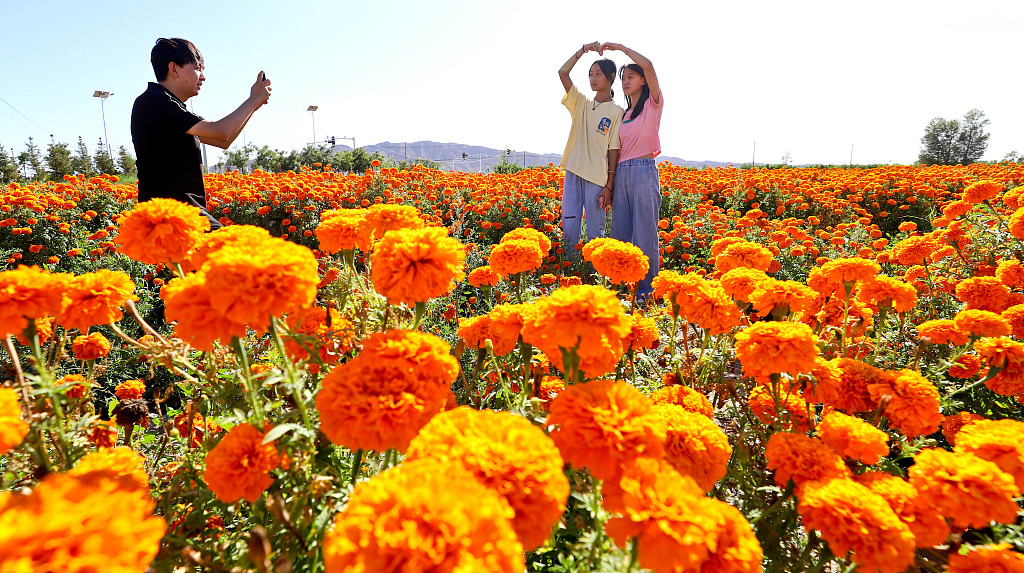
[[4, 161, 1024, 572]]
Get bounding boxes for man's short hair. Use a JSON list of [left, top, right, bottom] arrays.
[[151, 38, 204, 81]]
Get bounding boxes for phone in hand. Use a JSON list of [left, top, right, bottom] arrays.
[[261, 72, 267, 82]]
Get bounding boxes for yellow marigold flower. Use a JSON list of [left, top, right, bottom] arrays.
[[323, 459, 524, 573], [734, 322, 820, 380], [748, 385, 811, 432], [857, 275, 918, 313], [1003, 304, 1024, 337], [765, 432, 849, 489], [488, 238, 544, 277], [0, 388, 28, 455], [405, 407, 569, 550], [976, 336, 1024, 396], [520, 285, 630, 378], [71, 331, 111, 361], [58, 269, 137, 332], [316, 208, 364, 254], [355, 203, 425, 250], [202, 423, 281, 503], [943, 411, 984, 446], [889, 234, 937, 266], [996, 259, 1024, 289], [910, 448, 1020, 528], [954, 309, 1011, 338], [113, 197, 210, 264], [962, 180, 1003, 204], [715, 240, 773, 273], [956, 276, 1010, 313], [0, 265, 67, 338], [867, 369, 943, 438], [371, 226, 466, 306], [955, 419, 1024, 491], [316, 330, 459, 452], [854, 471, 948, 548], [586, 239, 649, 285], [161, 272, 248, 351], [0, 471, 165, 572], [69, 446, 149, 490], [798, 478, 916, 573], [748, 278, 817, 317], [949, 543, 1024, 572], [817, 411, 889, 465], [719, 267, 769, 302], [501, 227, 551, 255], [283, 306, 354, 374], [624, 312, 659, 352], [487, 303, 534, 356], [183, 224, 272, 272], [916, 319, 969, 345], [114, 379, 146, 400], [648, 384, 714, 419], [547, 379, 663, 483], [467, 265, 501, 287], [649, 404, 731, 491]]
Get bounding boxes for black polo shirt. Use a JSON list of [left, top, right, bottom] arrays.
[[131, 82, 208, 211]]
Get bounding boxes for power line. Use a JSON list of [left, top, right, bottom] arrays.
[[0, 94, 50, 135]]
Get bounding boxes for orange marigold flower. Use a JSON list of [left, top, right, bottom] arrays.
[[520, 285, 630, 378], [916, 319, 969, 345], [962, 180, 1003, 204], [624, 312, 659, 352], [797, 478, 916, 573], [812, 295, 875, 339], [765, 432, 849, 489], [909, 448, 1020, 528], [734, 322, 820, 380], [114, 379, 146, 400], [652, 271, 741, 333], [719, 267, 769, 302], [467, 265, 501, 287], [58, 373, 89, 399], [0, 266, 66, 338], [183, 225, 272, 272], [709, 236, 746, 257], [316, 208, 364, 254], [69, 446, 149, 490], [174, 410, 222, 448], [949, 353, 983, 378], [648, 384, 714, 419], [161, 273, 248, 351], [405, 407, 569, 550], [748, 385, 811, 432], [488, 238, 544, 277], [955, 419, 1024, 491], [853, 471, 948, 548], [857, 276, 918, 313], [57, 269, 136, 332], [956, 276, 1010, 313], [715, 240, 773, 273], [649, 404, 731, 491], [996, 259, 1024, 289], [322, 459, 524, 573], [87, 419, 119, 449], [202, 423, 281, 503], [316, 330, 459, 452], [976, 337, 1024, 396], [949, 543, 1024, 572], [487, 303, 534, 356], [954, 309, 1011, 338], [942, 411, 984, 446], [371, 226, 466, 306], [72, 331, 111, 361], [867, 369, 942, 438], [14, 315, 56, 346], [1010, 208, 1024, 240], [457, 314, 494, 350], [113, 198, 210, 264], [748, 278, 817, 318], [501, 227, 552, 255], [820, 257, 881, 287], [0, 471, 166, 571], [0, 388, 29, 455], [355, 203, 425, 250], [889, 234, 937, 266], [547, 379, 663, 483], [586, 239, 649, 285], [817, 411, 889, 465], [283, 306, 355, 374], [1002, 304, 1024, 337]]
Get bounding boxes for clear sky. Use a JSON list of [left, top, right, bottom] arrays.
[[2, 0, 1022, 168]]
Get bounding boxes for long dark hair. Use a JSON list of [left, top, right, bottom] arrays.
[[620, 63, 650, 121], [593, 59, 617, 99]]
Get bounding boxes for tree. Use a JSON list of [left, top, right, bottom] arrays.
[[1003, 150, 1023, 164], [18, 137, 45, 181], [918, 108, 991, 165], [72, 136, 95, 177], [0, 143, 20, 184], [223, 144, 255, 172], [95, 138, 117, 175], [46, 138, 74, 181], [252, 145, 285, 172], [117, 146, 137, 178]]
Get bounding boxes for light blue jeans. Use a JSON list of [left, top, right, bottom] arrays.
[[610, 158, 661, 295], [561, 171, 606, 260]]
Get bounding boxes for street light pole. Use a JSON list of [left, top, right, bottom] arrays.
[[307, 105, 318, 146], [93, 91, 113, 158]]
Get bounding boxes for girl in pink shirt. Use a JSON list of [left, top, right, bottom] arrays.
[[601, 43, 663, 300]]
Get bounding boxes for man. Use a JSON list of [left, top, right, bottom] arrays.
[[131, 38, 271, 229]]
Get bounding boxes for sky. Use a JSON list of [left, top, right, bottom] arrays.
[[2, 0, 1022, 169]]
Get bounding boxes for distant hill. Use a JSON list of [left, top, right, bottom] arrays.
[[329, 140, 738, 172]]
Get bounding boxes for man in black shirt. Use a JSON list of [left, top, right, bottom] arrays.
[[131, 38, 271, 230]]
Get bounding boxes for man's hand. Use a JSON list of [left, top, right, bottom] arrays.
[[250, 71, 272, 106], [598, 187, 612, 209]]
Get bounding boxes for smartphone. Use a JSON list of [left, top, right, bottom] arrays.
[[261, 72, 267, 82]]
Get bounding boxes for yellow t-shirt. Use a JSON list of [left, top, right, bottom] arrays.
[[559, 85, 624, 187]]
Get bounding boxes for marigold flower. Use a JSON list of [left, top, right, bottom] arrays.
[[948, 543, 1024, 572], [355, 203, 425, 250], [734, 322, 820, 380], [996, 259, 1024, 289], [113, 198, 210, 264], [819, 257, 880, 288], [949, 353, 983, 378], [316, 330, 459, 452], [0, 266, 67, 338], [962, 179, 1003, 204], [87, 419, 119, 448], [69, 446, 149, 490], [488, 238, 544, 277], [748, 278, 817, 317], [467, 265, 501, 287], [323, 459, 524, 573], [1002, 304, 1024, 337], [853, 471, 948, 548], [942, 411, 984, 446], [174, 410, 222, 448], [316, 208, 364, 254], [956, 276, 1011, 313], [1010, 208, 1024, 240], [652, 271, 742, 334], [719, 267, 769, 302], [648, 384, 714, 419], [817, 411, 889, 464], [283, 305, 355, 373], [955, 419, 1024, 491], [457, 314, 494, 350], [161, 273, 248, 351], [406, 407, 569, 550], [715, 240, 773, 273], [0, 388, 28, 455], [586, 239, 649, 285], [203, 423, 281, 503], [954, 309, 1011, 338], [624, 313, 659, 352], [501, 227, 551, 255], [547, 379, 663, 483], [57, 269, 136, 332], [909, 448, 1020, 528], [976, 337, 1024, 396], [649, 404, 731, 491], [371, 226, 466, 306], [14, 315, 55, 346], [889, 234, 937, 266], [487, 304, 534, 356], [748, 384, 811, 432], [797, 478, 916, 573], [765, 432, 849, 489], [58, 373, 88, 398], [183, 224, 272, 272], [72, 331, 111, 361], [857, 276, 918, 313], [916, 319, 969, 345], [867, 369, 943, 438], [813, 296, 874, 338]]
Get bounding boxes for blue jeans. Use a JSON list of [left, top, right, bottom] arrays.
[[610, 158, 661, 295], [561, 171, 605, 260]]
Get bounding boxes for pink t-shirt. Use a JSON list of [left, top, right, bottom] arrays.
[[617, 93, 664, 162]]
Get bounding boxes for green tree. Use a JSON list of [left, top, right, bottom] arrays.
[[224, 144, 255, 172], [117, 146, 137, 178], [0, 143, 20, 184], [46, 138, 74, 181], [918, 108, 991, 165], [72, 136, 95, 177], [18, 137, 45, 181], [252, 145, 284, 172], [95, 138, 117, 175]]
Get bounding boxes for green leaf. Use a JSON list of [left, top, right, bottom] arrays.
[[263, 423, 304, 444]]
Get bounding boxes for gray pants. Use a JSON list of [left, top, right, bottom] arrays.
[[561, 171, 606, 260], [610, 158, 661, 295]]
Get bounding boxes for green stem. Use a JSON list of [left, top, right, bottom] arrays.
[[350, 448, 364, 486]]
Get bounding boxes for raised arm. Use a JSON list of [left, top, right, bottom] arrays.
[[558, 42, 601, 93], [601, 43, 660, 102], [189, 72, 272, 149]]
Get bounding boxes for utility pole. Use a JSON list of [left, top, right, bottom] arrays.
[[850, 144, 854, 167], [92, 91, 113, 159], [752, 141, 756, 168]]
